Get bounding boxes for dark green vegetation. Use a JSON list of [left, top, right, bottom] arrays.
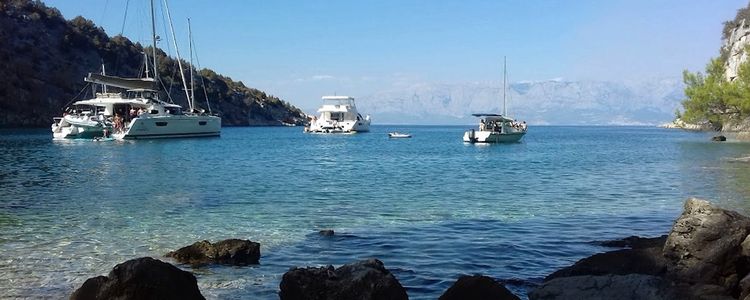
[[0, 0, 306, 127], [681, 3, 750, 128], [681, 56, 750, 126]]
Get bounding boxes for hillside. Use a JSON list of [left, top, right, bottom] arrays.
[[0, 0, 306, 128]]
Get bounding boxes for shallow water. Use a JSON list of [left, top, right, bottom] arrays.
[[1, 126, 749, 299]]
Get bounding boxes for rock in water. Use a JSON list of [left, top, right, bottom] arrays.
[[279, 258, 408, 300], [319, 229, 335, 236], [70, 257, 204, 300], [529, 274, 677, 300], [439, 275, 520, 300], [663, 198, 750, 291], [166, 239, 260, 266], [712, 135, 727, 141]]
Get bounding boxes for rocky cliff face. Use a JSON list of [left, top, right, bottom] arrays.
[[723, 19, 750, 82], [0, 0, 306, 128]]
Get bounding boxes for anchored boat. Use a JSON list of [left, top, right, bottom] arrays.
[[463, 57, 527, 143], [51, 0, 220, 140], [304, 96, 370, 134]]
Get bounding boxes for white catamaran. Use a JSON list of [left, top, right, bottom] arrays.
[[463, 57, 527, 143], [52, 0, 220, 139]]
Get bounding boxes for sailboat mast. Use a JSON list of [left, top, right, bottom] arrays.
[[188, 18, 195, 111], [162, 0, 192, 111], [150, 0, 158, 82], [503, 56, 507, 116]]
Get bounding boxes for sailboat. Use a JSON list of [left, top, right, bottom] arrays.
[[463, 57, 527, 143], [51, 0, 220, 139]]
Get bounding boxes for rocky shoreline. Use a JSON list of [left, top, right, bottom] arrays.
[[661, 118, 750, 141], [71, 198, 750, 299]]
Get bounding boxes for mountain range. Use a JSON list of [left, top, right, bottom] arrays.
[[357, 78, 685, 125]]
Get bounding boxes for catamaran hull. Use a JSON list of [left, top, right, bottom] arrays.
[[463, 130, 525, 143], [115, 115, 221, 139]]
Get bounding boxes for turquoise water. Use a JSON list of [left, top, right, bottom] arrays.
[[1, 126, 749, 299]]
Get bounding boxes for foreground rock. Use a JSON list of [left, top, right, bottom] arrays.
[[530, 198, 750, 300], [663, 198, 750, 294], [70, 257, 204, 300], [279, 258, 408, 300], [166, 239, 260, 266], [439, 275, 520, 300]]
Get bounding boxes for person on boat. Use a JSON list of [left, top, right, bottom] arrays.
[[113, 114, 123, 132], [521, 121, 527, 130], [480, 119, 486, 131]]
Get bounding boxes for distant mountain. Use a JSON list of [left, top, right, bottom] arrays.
[[357, 78, 685, 125], [0, 0, 306, 127]]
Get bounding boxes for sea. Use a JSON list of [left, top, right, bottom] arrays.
[[1, 125, 749, 299]]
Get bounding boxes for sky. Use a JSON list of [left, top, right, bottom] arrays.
[[45, 0, 748, 112]]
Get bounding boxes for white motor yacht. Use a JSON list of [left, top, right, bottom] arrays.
[[304, 96, 370, 133], [463, 57, 526, 143]]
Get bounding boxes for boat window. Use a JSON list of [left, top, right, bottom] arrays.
[[155, 122, 168, 126], [199, 121, 207, 126], [151, 109, 159, 114]]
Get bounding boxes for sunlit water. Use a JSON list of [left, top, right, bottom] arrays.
[[1, 126, 749, 299]]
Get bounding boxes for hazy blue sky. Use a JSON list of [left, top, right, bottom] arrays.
[[46, 0, 747, 111]]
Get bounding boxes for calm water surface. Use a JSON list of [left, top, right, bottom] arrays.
[[1, 125, 749, 299]]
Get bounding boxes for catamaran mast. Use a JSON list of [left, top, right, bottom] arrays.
[[503, 56, 507, 116], [188, 18, 195, 111], [150, 0, 158, 82], [162, 0, 192, 112]]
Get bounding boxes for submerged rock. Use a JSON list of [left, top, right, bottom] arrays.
[[439, 275, 520, 300], [166, 239, 260, 266], [70, 257, 204, 300], [279, 258, 407, 300], [597, 235, 668, 249], [319, 229, 335, 236]]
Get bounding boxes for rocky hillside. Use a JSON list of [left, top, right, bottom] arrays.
[[0, 0, 307, 127]]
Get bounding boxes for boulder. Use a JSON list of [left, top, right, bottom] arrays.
[[712, 135, 727, 141], [166, 239, 260, 266], [439, 275, 520, 300], [279, 258, 407, 300], [70, 257, 204, 300], [663, 198, 750, 291]]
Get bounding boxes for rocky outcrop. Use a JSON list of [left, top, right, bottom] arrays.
[[70, 257, 204, 300], [663, 198, 750, 294], [439, 275, 520, 300], [0, 1, 307, 128], [166, 239, 260, 266], [278, 258, 408, 300], [530, 198, 750, 300], [660, 118, 716, 131]]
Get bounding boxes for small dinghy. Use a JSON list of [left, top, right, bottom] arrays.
[[388, 132, 412, 138]]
